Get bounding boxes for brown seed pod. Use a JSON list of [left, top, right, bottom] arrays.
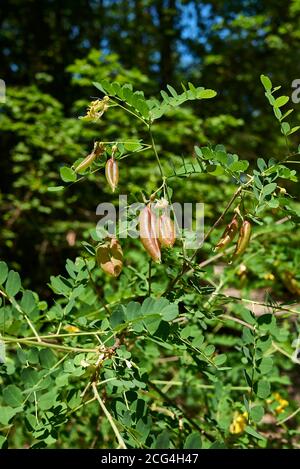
[[139, 205, 161, 262], [105, 157, 119, 192], [233, 220, 252, 258], [215, 215, 239, 251], [158, 213, 176, 248], [75, 142, 105, 173], [96, 237, 123, 277], [75, 151, 97, 173]]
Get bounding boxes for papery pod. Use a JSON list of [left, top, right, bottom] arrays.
[[75, 151, 97, 173], [158, 213, 176, 248], [96, 237, 123, 277], [215, 215, 239, 251], [139, 205, 161, 262], [75, 142, 105, 173], [105, 158, 119, 192], [233, 220, 252, 258]]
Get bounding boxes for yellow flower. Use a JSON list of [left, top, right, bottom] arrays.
[[264, 273, 275, 281], [229, 411, 248, 434], [268, 392, 289, 414], [81, 96, 110, 121], [64, 325, 80, 333]]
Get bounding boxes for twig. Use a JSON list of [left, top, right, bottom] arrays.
[[277, 407, 300, 426], [148, 260, 152, 296], [92, 382, 127, 449], [2, 336, 98, 353], [1, 288, 42, 342]]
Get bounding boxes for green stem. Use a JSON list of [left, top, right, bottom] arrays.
[[92, 382, 127, 449], [149, 127, 165, 181], [0, 288, 41, 342], [112, 99, 148, 126], [2, 336, 98, 353], [277, 407, 300, 426], [148, 260, 152, 296], [151, 380, 250, 391]]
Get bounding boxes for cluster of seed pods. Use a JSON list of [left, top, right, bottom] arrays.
[[76, 144, 177, 275], [139, 200, 176, 263], [215, 214, 252, 259]]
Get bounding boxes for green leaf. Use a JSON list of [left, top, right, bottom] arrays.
[[155, 429, 170, 449], [0, 261, 8, 285], [5, 270, 21, 297], [214, 354, 227, 366], [3, 385, 23, 407], [0, 406, 22, 425], [273, 106, 282, 120], [260, 75, 272, 91], [21, 290, 36, 315], [255, 379, 271, 399], [0, 435, 7, 448], [38, 390, 57, 410], [245, 425, 266, 441], [60, 166, 77, 183], [160, 90, 170, 103], [39, 349, 57, 369], [47, 186, 64, 192], [274, 96, 289, 108], [110, 305, 125, 328], [287, 126, 300, 136], [281, 122, 290, 135], [93, 81, 105, 94], [161, 303, 178, 321], [197, 89, 217, 99], [259, 357, 273, 374], [229, 160, 249, 172], [184, 431, 202, 449], [166, 84, 177, 97], [240, 308, 256, 325], [262, 183, 277, 196], [214, 150, 228, 164], [250, 405, 264, 423], [280, 109, 293, 121], [124, 141, 143, 152], [243, 369, 252, 387], [257, 158, 267, 172], [21, 368, 39, 387], [134, 99, 149, 118]]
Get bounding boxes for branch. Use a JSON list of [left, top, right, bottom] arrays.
[[92, 382, 127, 449]]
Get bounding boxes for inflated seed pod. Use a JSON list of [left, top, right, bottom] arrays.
[[215, 215, 239, 251], [96, 237, 123, 277], [75, 151, 97, 173], [158, 213, 176, 248], [139, 205, 161, 262], [233, 220, 252, 258], [105, 157, 119, 192]]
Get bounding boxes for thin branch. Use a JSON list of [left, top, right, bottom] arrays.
[[277, 407, 300, 426], [92, 382, 127, 449], [2, 336, 98, 353], [1, 288, 42, 342]]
